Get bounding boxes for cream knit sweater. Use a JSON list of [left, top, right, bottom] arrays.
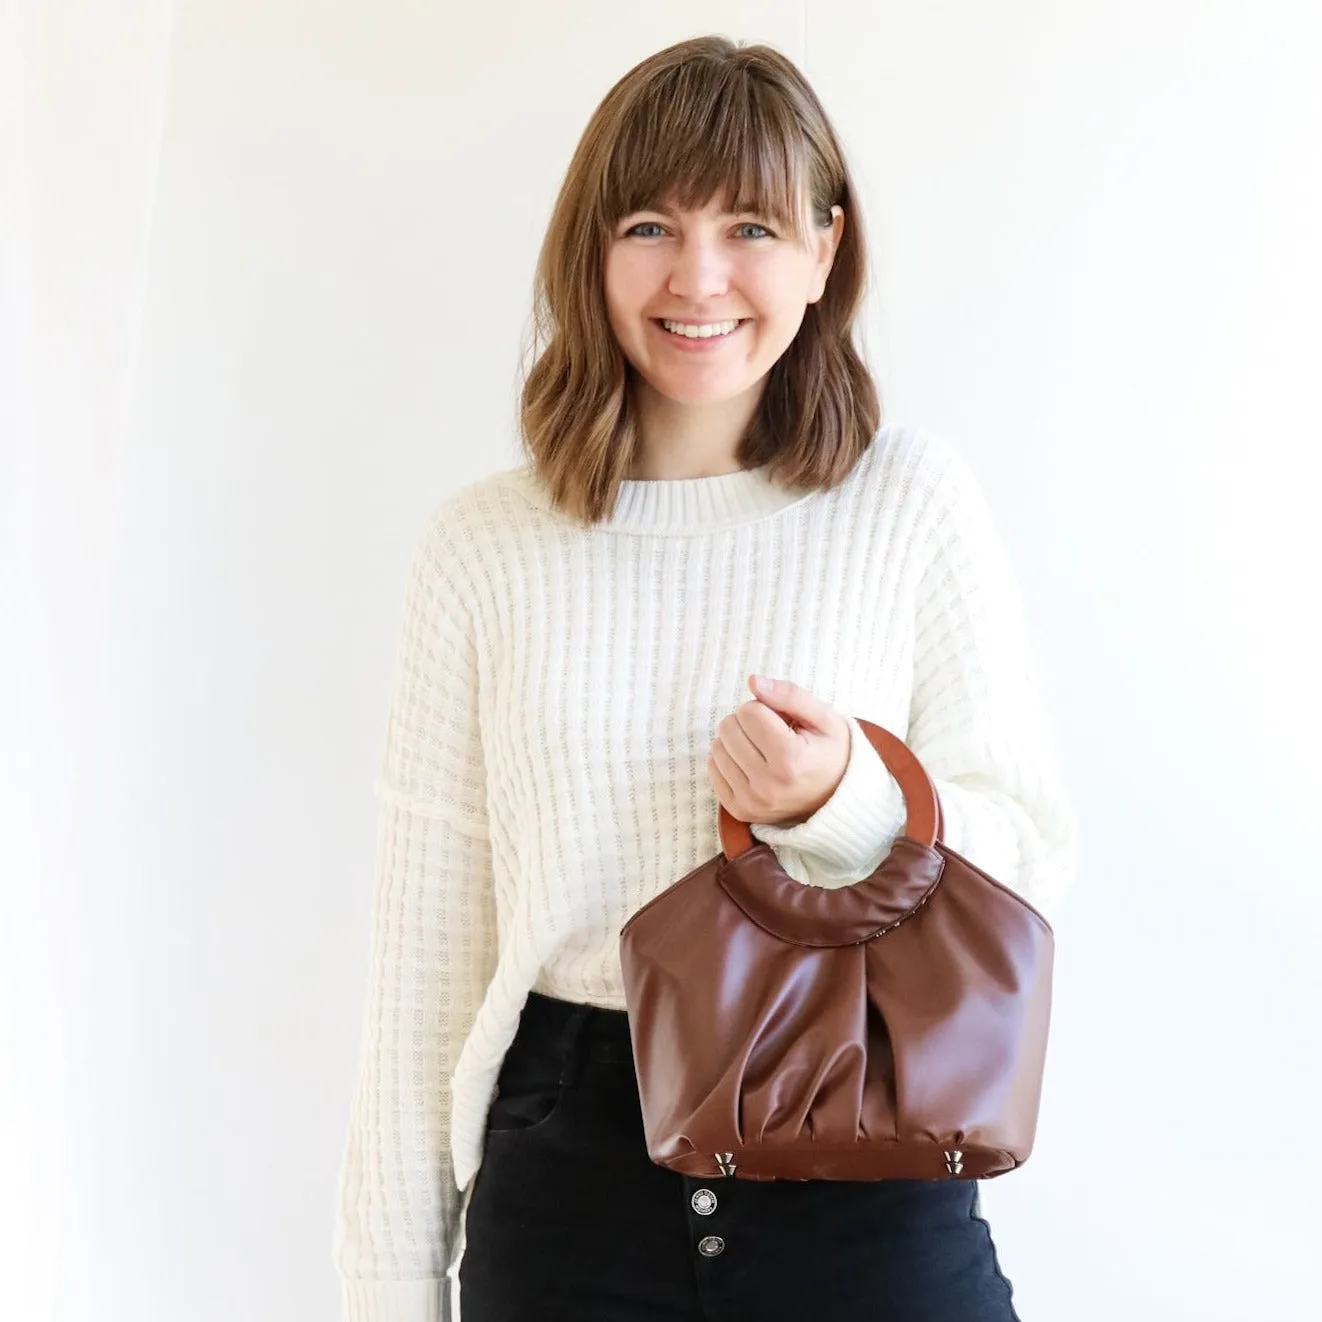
[[332, 423, 1077, 1321]]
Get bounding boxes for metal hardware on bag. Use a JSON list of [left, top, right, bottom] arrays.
[[715, 1152, 737, 1177], [944, 1149, 964, 1175]]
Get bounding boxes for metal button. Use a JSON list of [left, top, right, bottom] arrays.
[[691, 1188, 718, 1216], [698, 1235, 725, 1257]]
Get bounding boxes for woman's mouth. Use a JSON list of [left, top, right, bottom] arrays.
[[651, 318, 749, 349]]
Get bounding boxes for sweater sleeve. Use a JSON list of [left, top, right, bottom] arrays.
[[751, 444, 1077, 916], [333, 517, 498, 1322]]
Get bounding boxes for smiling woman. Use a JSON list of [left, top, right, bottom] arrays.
[[519, 36, 879, 512], [333, 31, 1076, 1322]]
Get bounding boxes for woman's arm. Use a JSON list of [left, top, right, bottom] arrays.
[[333, 518, 498, 1322], [753, 443, 1077, 916]]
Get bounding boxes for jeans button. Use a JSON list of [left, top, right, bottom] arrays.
[[698, 1235, 725, 1257], [691, 1188, 718, 1216]]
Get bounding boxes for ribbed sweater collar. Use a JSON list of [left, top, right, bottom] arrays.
[[507, 462, 812, 535]]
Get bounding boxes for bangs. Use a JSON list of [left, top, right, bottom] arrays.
[[600, 63, 816, 242]]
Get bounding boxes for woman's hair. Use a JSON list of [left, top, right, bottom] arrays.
[[519, 35, 882, 525]]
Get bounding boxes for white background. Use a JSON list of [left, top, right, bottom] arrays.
[[4, 2, 1320, 1319]]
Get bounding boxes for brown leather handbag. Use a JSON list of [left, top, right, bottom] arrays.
[[618, 718, 1054, 1184]]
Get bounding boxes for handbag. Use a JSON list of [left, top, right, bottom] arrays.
[[618, 717, 1054, 1183]]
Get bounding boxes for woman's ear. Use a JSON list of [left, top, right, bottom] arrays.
[[807, 205, 845, 304]]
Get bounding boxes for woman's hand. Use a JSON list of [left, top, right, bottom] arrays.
[[707, 676, 851, 827]]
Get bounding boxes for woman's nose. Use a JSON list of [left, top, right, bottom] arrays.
[[667, 237, 730, 301]]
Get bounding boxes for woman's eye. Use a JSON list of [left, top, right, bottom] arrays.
[[622, 221, 775, 240]]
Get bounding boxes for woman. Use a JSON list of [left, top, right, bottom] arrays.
[[334, 34, 1076, 1322]]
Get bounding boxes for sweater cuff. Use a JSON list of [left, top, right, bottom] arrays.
[[751, 716, 906, 876], [341, 1278, 448, 1322]]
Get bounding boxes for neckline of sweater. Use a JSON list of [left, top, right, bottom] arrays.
[[496, 440, 888, 536]]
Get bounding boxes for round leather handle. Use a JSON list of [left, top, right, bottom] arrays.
[[718, 717, 943, 860]]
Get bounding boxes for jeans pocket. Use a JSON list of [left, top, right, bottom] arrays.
[[485, 1047, 569, 1137]]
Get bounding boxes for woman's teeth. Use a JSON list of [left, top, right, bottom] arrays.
[[660, 319, 742, 339]]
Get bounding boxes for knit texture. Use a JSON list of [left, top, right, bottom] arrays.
[[332, 423, 1077, 1321]]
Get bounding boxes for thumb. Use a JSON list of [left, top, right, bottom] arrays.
[[747, 675, 832, 731]]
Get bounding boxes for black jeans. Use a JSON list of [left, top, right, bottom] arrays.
[[458, 992, 1022, 1321]]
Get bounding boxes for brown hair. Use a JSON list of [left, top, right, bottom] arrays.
[[519, 35, 882, 525]]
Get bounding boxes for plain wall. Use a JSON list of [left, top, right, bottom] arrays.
[[5, 1, 1320, 1319]]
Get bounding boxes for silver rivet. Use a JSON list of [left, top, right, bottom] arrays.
[[698, 1235, 725, 1257], [691, 1188, 718, 1216]]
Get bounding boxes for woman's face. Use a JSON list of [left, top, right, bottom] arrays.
[[603, 189, 844, 410]]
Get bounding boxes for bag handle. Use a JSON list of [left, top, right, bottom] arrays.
[[718, 717, 943, 860]]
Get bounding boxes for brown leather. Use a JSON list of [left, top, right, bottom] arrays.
[[619, 717, 1054, 1183]]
